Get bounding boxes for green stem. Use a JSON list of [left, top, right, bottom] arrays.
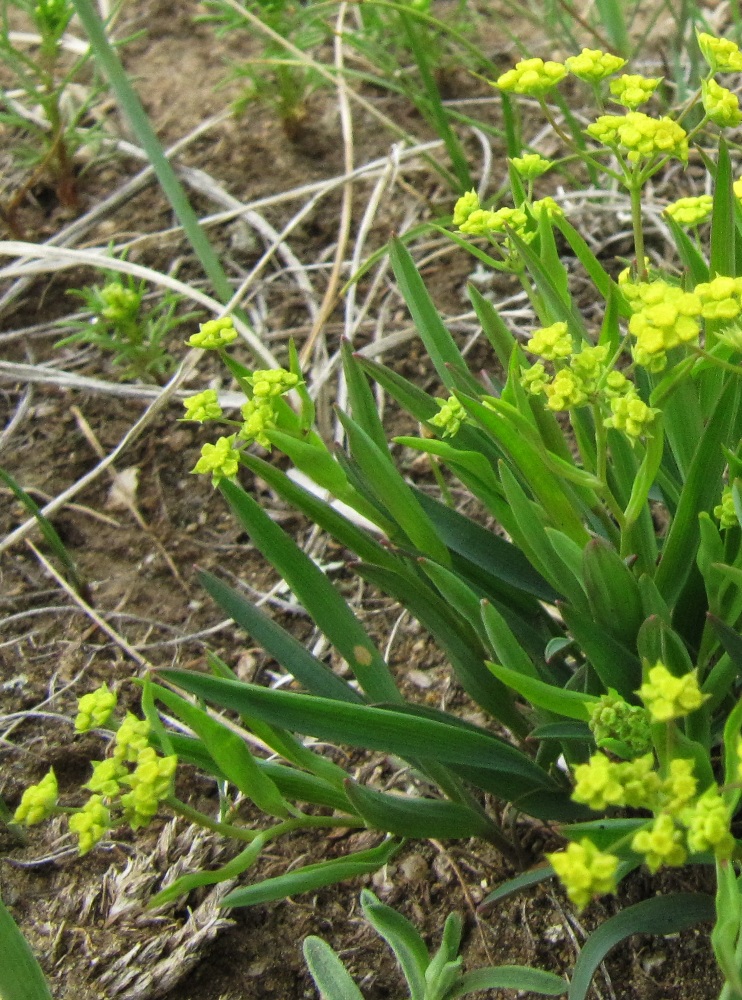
[[629, 179, 647, 280]]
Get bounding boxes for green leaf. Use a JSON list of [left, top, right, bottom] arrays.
[[264, 429, 350, 498], [537, 209, 569, 306], [341, 341, 388, 451], [345, 781, 497, 840], [568, 894, 715, 1000], [152, 684, 289, 817], [222, 838, 401, 908], [0, 899, 53, 1000], [150, 836, 267, 907], [467, 282, 517, 370], [711, 137, 735, 282], [218, 481, 401, 703], [553, 216, 621, 310], [486, 661, 598, 721], [507, 228, 589, 340], [450, 966, 567, 998], [665, 215, 709, 284], [360, 890, 429, 1000], [582, 537, 644, 647], [303, 937, 366, 1000], [199, 571, 363, 704], [479, 865, 555, 911], [559, 603, 642, 698]]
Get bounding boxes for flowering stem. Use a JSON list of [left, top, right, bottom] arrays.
[[537, 98, 623, 183], [691, 346, 742, 377], [629, 179, 647, 281]]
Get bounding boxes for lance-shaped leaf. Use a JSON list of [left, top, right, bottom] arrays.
[[554, 215, 622, 310], [360, 890, 428, 1000], [303, 938, 366, 1000], [450, 966, 567, 998], [559, 603, 642, 698], [341, 339, 389, 452], [151, 835, 267, 907], [487, 661, 598, 722], [222, 838, 401, 908], [0, 899, 52, 1000], [582, 537, 644, 647], [344, 780, 498, 840], [218, 480, 401, 704]]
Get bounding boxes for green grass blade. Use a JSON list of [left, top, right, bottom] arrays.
[[593, 0, 630, 54], [218, 481, 401, 703], [479, 865, 555, 910], [345, 781, 497, 840], [0, 899, 53, 1000], [486, 661, 598, 721], [341, 340, 389, 452], [665, 215, 709, 284], [711, 137, 735, 281], [223, 839, 401, 907], [450, 966, 567, 998], [303, 938, 366, 1000], [360, 891, 428, 1000], [554, 216, 623, 309], [568, 894, 714, 1000], [150, 837, 267, 908]]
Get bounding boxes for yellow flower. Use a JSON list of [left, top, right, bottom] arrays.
[[587, 112, 688, 164], [452, 190, 480, 227], [715, 485, 739, 529], [609, 74, 662, 110], [85, 758, 126, 799], [249, 368, 300, 398], [638, 663, 708, 722], [660, 758, 698, 814], [510, 153, 553, 179], [569, 344, 609, 392], [429, 396, 470, 437], [182, 389, 223, 424], [531, 196, 563, 220], [664, 196, 713, 227], [459, 205, 529, 236], [618, 754, 662, 809], [69, 795, 111, 855], [632, 814, 687, 871], [495, 57, 567, 96], [565, 48, 626, 83], [13, 769, 58, 826], [545, 368, 589, 410], [113, 712, 151, 764], [604, 393, 659, 439], [695, 275, 742, 321], [703, 79, 742, 128], [628, 280, 701, 370], [191, 435, 241, 486], [547, 839, 619, 909], [520, 363, 549, 396], [120, 748, 178, 830], [698, 32, 742, 73], [572, 753, 627, 810], [187, 317, 237, 350], [683, 787, 735, 859], [238, 399, 276, 449], [526, 321, 572, 360], [74, 683, 117, 733]]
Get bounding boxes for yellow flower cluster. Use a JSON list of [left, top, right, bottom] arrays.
[[526, 321, 572, 360], [715, 485, 739, 529], [531, 196, 563, 220], [510, 153, 553, 179], [192, 435, 241, 486], [120, 747, 178, 830], [632, 814, 687, 871], [624, 280, 702, 371], [609, 74, 662, 110], [698, 32, 742, 73], [182, 389, 223, 424], [250, 368, 300, 398], [638, 663, 708, 722], [69, 796, 111, 856], [187, 316, 237, 350], [703, 79, 742, 128], [459, 204, 529, 237], [13, 769, 58, 826], [547, 839, 619, 909], [75, 683, 117, 733], [86, 757, 126, 799], [604, 394, 659, 439], [588, 691, 652, 756], [587, 112, 688, 164], [495, 57, 567, 96], [663, 195, 713, 227], [99, 283, 140, 324], [695, 275, 742, 321], [113, 712, 153, 764], [429, 396, 470, 437], [565, 48, 626, 83]]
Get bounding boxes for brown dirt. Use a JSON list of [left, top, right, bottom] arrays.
[[0, 1, 732, 998]]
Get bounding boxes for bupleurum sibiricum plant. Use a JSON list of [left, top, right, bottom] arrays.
[[19, 28, 742, 1000]]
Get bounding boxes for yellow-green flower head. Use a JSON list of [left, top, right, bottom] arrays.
[[120, 748, 178, 830], [604, 394, 659, 439], [715, 485, 739, 529], [618, 753, 662, 809], [547, 839, 619, 909], [660, 758, 698, 814], [239, 398, 276, 449], [664, 195, 713, 227], [520, 362, 549, 396], [99, 283, 140, 324], [495, 57, 567, 96], [429, 396, 469, 437], [249, 368, 300, 399], [531, 196, 564, 220], [74, 683, 117, 733], [565, 48, 626, 83], [182, 389, 223, 424], [683, 787, 735, 859], [570, 344, 609, 392], [545, 368, 588, 410], [618, 259, 653, 292], [452, 190, 480, 227], [587, 112, 688, 164], [609, 74, 662, 110], [632, 813, 687, 872], [510, 153, 553, 179], [68, 795, 111, 855], [459, 205, 529, 236], [639, 663, 708, 722], [628, 281, 701, 371], [695, 275, 742, 321], [85, 758, 126, 799], [603, 369, 633, 399], [703, 78, 742, 128], [187, 316, 237, 350], [526, 321, 572, 360], [13, 769, 58, 826], [192, 435, 241, 487], [572, 752, 626, 810], [113, 712, 151, 764], [588, 691, 652, 755], [698, 32, 742, 74]]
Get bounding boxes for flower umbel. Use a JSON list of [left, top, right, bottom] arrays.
[[638, 663, 708, 722], [632, 813, 687, 871], [13, 769, 58, 826], [69, 795, 111, 855], [75, 683, 117, 733], [547, 839, 619, 909], [187, 317, 237, 350], [664, 196, 713, 227], [192, 435, 241, 486], [609, 74, 662, 110], [715, 486, 739, 529], [120, 748, 178, 830], [698, 32, 742, 73], [510, 153, 553, 179], [429, 396, 470, 437], [495, 58, 567, 96], [182, 389, 223, 424], [587, 112, 688, 164], [526, 321, 572, 361], [565, 48, 626, 83], [702, 79, 742, 129]]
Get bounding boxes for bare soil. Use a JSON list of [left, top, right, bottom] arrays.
[[0, 1, 731, 998]]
